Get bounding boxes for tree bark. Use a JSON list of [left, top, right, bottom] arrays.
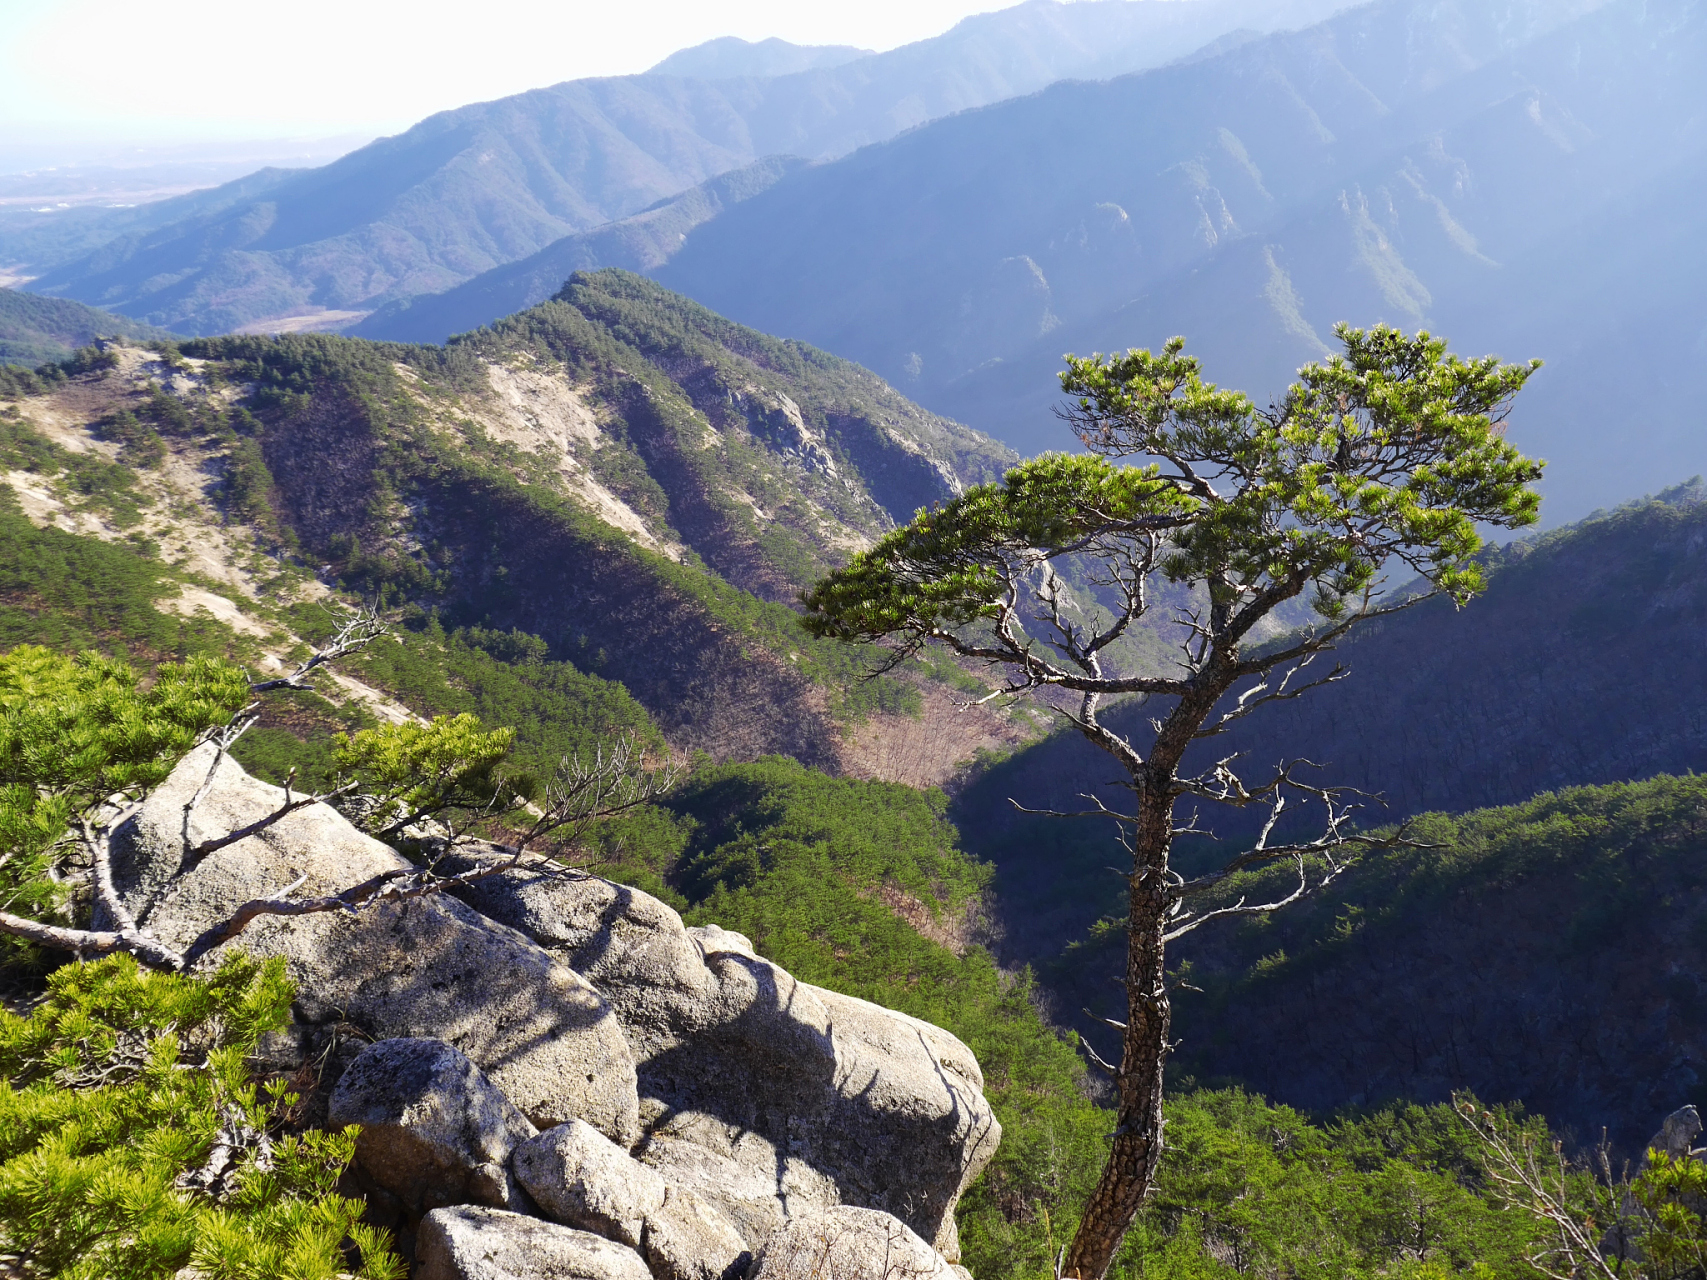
[[1061, 777, 1175, 1280], [1062, 676, 1232, 1280]]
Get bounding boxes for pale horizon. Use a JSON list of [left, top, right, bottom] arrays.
[[0, 0, 1078, 152]]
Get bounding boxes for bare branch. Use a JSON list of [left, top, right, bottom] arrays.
[[1079, 1034, 1120, 1078], [0, 909, 184, 969], [1196, 656, 1349, 739], [190, 780, 359, 860], [1453, 1097, 1625, 1280], [248, 605, 388, 693], [1083, 1007, 1128, 1033], [515, 735, 684, 853], [1165, 854, 1323, 942], [177, 845, 601, 968], [1010, 788, 1137, 825], [181, 709, 260, 846], [82, 804, 141, 935]]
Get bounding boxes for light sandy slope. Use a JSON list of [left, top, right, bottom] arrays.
[[0, 346, 420, 725]]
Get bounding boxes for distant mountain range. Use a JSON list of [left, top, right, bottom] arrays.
[[8, 0, 1353, 335], [14, 0, 1707, 522], [347, 158, 808, 345], [334, 0, 1707, 524], [654, 0, 1707, 523]]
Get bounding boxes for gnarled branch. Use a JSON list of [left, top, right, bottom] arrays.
[[248, 605, 388, 693]]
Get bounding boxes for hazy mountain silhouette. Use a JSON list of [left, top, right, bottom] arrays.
[[648, 37, 873, 79], [349, 158, 807, 345], [657, 0, 1707, 524], [20, 0, 1355, 334]]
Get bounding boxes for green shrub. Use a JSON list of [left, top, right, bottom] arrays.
[[0, 953, 402, 1280], [0, 417, 149, 528], [94, 410, 166, 469], [0, 646, 250, 965]]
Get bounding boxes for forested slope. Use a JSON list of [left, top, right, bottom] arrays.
[[0, 288, 178, 367], [1161, 773, 1707, 1153], [0, 271, 1021, 780]]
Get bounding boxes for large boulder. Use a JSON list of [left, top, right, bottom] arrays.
[[445, 853, 1000, 1257], [514, 1119, 750, 1280], [417, 1206, 655, 1280], [1643, 1105, 1704, 1164], [328, 1037, 537, 1217], [749, 1206, 957, 1280], [643, 1187, 755, 1280], [632, 1134, 799, 1249], [515, 1119, 666, 1247], [108, 743, 640, 1143]]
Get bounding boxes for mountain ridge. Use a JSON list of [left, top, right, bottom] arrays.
[[0, 269, 1027, 783], [650, 0, 1707, 522], [15, 0, 1356, 335], [349, 158, 808, 346], [649, 36, 873, 79]]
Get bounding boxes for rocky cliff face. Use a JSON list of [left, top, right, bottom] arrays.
[[112, 743, 1001, 1275]]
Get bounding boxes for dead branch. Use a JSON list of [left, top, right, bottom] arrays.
[[1196, 655, 1349, 739], [1453, 1097, 1625, 1280], [83, 805, 141, 935], [515, 735, 683, 851], [1163, 852, 1342, 943], [190, 778, 360, 860], [176, 846, 594, 968], [1083, 1007, 1128, 1032], [181, 709, 259, 848], [1079, 1034, 1120, 1077], [1010, 792, 1138, 824], [0, 908, 183, 968], [248, 605, 388, 693]]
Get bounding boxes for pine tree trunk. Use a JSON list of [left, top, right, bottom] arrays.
[[1060, 780, 1175, 1280]]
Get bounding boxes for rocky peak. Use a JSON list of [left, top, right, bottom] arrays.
[[112, 744, 1001, 1277]]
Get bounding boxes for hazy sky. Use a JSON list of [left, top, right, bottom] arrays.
[[0, 0, 1027, 143]]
